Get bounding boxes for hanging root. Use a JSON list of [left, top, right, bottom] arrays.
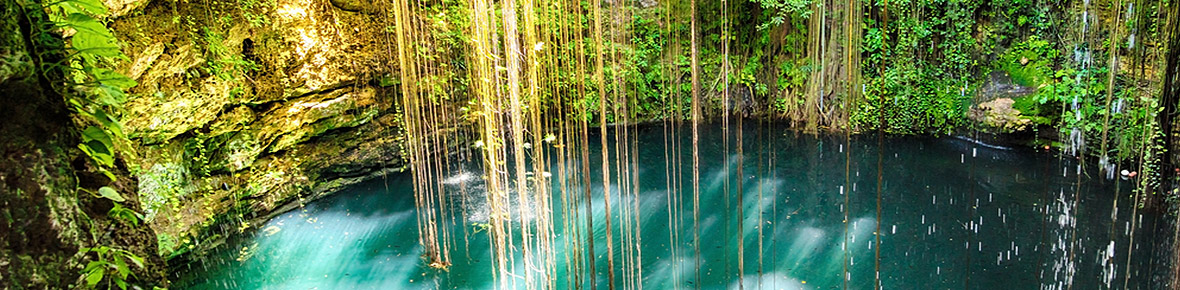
[[423, 251, 453, 271]]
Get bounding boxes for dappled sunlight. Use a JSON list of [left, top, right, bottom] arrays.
[[727, 272, 810, 290]]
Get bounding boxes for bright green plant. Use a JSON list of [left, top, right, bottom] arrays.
[[94, 186, 124, 202], [24, 1, 154, 288], [78, 246, 145, 290], [108, 203, 142, 226], [33, 0, 138, 180], [772, 58, 809, 114], [997, 35, 1058, 87], [626, 13, 669, 119]]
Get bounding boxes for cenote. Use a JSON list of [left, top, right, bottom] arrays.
[[14, 0, 1180, 288], [176, 123, 1173, 289]]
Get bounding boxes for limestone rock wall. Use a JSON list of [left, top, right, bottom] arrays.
[[107, 0, 418, 262]]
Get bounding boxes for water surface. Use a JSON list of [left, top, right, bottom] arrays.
[[177, 123, 1173, 289]]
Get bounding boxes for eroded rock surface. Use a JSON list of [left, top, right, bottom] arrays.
[[970, 71, 1036, 132], [108, 0, 418, 262], [968, 98, 1032, 132]]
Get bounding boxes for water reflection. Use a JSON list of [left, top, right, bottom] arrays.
[[178, 123, 1172, 289]]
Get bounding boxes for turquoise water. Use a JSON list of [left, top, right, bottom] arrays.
[[177, 123, 1173, 289]]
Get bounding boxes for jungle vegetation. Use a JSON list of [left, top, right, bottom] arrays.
[[8, 0, 1180, 287]]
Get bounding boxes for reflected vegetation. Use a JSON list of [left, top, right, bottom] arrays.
[[178, 123, 1172, 289]]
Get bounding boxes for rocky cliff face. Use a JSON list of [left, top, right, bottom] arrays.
[[1, 0, 165, 288], [107, 0, 414, 262]]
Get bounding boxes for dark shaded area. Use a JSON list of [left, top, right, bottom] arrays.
[[0, 0, 166, 288], [1161, 0, 1180, 174], [1161, 0, 1180, 286]]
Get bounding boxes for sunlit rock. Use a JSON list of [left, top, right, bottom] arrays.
[[968, 98, 1032, 132]]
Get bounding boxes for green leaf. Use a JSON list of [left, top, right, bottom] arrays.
[[113, 254, 130, 277], [108, 204, 140, 226], [100, 169, 117, 182], [98, 186, 124, 202], [82, 126, 113, 148], [65, 13, 113, 38], [77, 143, 114, 167], [80, 126, 115, 167], [66, 14, 122, 58], [73, 36, 122, 58], [93, 69, 137, 89], [127, 254, 145, 269], [96, 85, 128, 106], [90, 109, 125, 140], [85, 268, 104, 286], [61, 0, 109, 15], [83, 261, 102, 272]]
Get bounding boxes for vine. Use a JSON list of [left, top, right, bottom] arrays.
[[23, 0, 149, 288]]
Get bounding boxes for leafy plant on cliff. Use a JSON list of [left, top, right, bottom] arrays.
[[78, 246, 145, 290], [22, 0, 137, 181], [627, 13, 670, 118], [91, 186, 142, 226], [997, 35, 1058, 87], [23, 0, 155, 287]]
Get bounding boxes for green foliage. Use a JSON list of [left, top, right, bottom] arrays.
[[853, 0, 981, 134], [79, 126, 116, 173], [847, 0, 1062, 134], [736, 30, 769, 97], [97, 186, 124, 202], [1010, 95, 1052, 125], [78, 246, 145, 290], [138, 163, 192, 223], [378, 74, 399, 87], [32, 0, 137, 180], [755, 0, 814, 30], [626, 13, 669, 118], [155, 233, 177, 256], [108, 203, 142, 226], [25, 2, 156, 287], [854, 65, 971, 134], [201, 28, 258, 82], [1031, 68, 1106, 142], [770, 58, 809, 115], [185, 136, 215, 177], [862, 26, 885, 67], [66, 13, 123, 59], [238, 0, 273, 27], [997, 36, 1058, 87]]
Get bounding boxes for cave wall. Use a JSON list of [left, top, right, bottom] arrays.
[[0, 0, 166, 288], [106, 0, 417, 261]]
